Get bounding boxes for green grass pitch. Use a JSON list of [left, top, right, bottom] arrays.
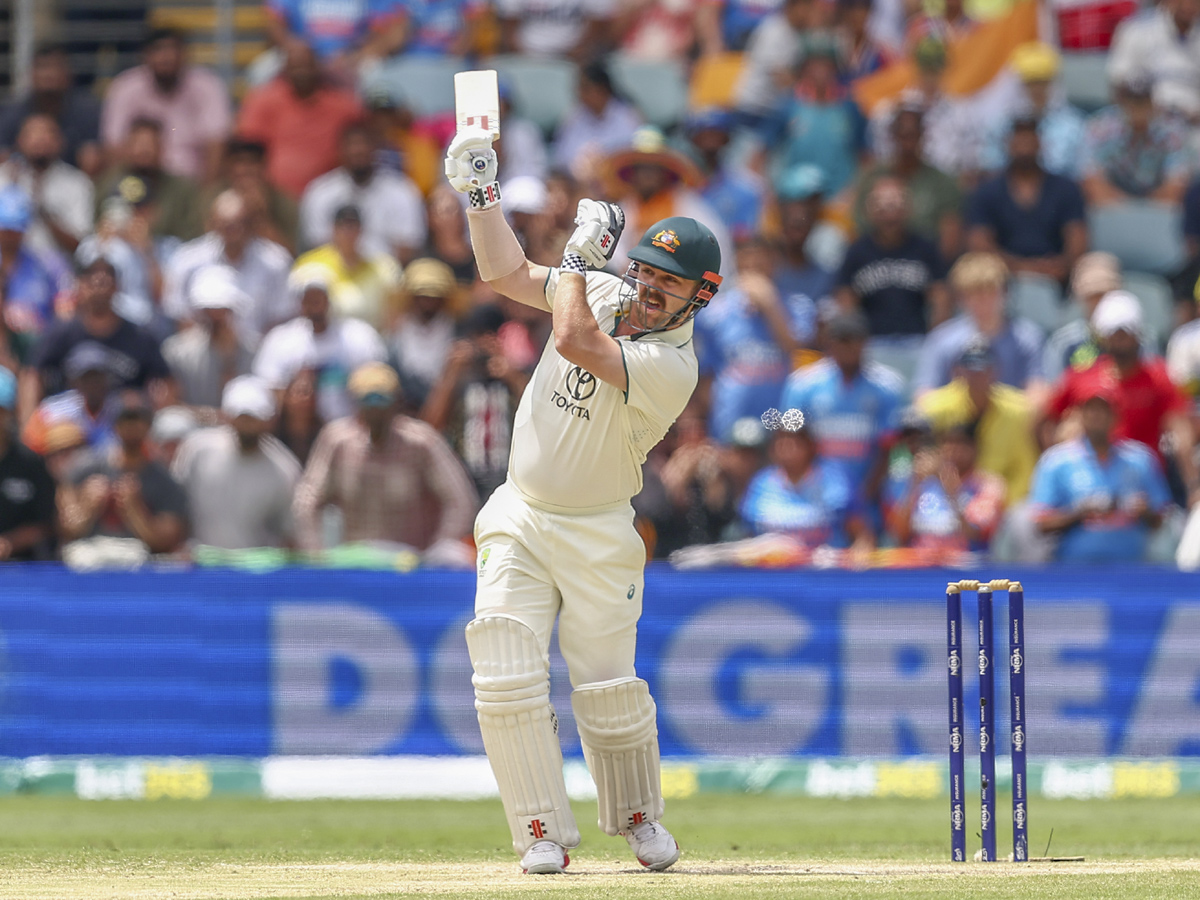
[[1, 793, 1198, 899]]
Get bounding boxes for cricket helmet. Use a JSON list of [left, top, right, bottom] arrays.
[[622, 216, 723, 336]]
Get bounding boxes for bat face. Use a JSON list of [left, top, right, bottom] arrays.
[[454, 70, 500, 138]]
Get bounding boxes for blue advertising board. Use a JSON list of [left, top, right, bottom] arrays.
[[0, 566, 1198, 758]]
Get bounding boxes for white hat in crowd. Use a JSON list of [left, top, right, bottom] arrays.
[[1091, 290, 1144, 338], [189, 264, 248, 312], [221, 375, 276, 421]]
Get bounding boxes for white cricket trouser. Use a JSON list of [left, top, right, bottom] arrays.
[[473, 481, 645, 685]]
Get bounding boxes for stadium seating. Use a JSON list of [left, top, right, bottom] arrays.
[[1122, 271, 1176, 351], [366, 55, 463, 117], [1089, 201, 1186, 276], [1008, 273, 1064, 336], [1059, 52, 1111, 112], [489, 55, 578, 134], [608, 53, 689, 128]]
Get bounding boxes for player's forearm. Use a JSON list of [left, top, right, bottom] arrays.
[[466, 207, 550, 310]]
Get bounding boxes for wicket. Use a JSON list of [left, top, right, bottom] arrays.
[[946, 579, 1027, 863]]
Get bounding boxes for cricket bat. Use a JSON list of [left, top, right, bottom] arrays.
[[454, 70, 501, 138]]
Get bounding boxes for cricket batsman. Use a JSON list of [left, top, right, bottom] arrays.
[[445, 125, 723, 874]]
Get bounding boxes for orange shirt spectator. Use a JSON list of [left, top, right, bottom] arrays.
[[235, 43, 364, 198]]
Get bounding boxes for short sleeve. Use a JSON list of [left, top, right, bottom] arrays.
[[1059, 176, 1086, 224], [1028, 455, 1062, 510], [1142, 451, 1172, 511], [621, 339, 697, 424]]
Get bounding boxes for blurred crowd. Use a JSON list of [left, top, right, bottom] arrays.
[[4, 1, 1200, 570]]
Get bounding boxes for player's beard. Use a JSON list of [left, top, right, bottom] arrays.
[[619, 270, 679, 334]]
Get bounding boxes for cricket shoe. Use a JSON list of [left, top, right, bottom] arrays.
[[624, 820, 680, 871], [521, 840, 569, 874]]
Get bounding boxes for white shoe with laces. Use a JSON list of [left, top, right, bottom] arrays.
[[520, 840, 569, 874], [624, 820, 680, 871]]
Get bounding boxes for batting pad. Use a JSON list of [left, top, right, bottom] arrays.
[[571, 677, 664, 836], [466, 615, 580, 854]]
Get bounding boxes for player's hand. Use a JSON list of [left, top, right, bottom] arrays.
[[565, 199, 625, 269], [444, 126, 499, 206]]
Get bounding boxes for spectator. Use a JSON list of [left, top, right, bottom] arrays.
[[275, 368, 323, 466], [648, 405, 741, 556], [0, 43, 102, 177], [23, 257, 172, 413], [101, 29, 231, 182], [887, 423, 1005, 557], [782, 310, 903, 529], [398, 0, 487, 56], [881, 404, 934, 515], [607, 128, 735, 278], [0, 365, 56, 561], [423, 185, 477, 284], [162, 194, 288, 331], [854, 104, 962, 262], [294, 204, 400, 330], [422, 304, 529, 501], [870, 39, 980, 181], [1108, 0, 1200, 121], [839, 0, 891, 82], [615, 0, 703, 60], [0, 114, 94, 265], [837, 176, 950, 380], [203, 138, 300, 252], [497, 0, 615, 58], [966, 116, 1088, 284], [1030, 381, 1172, 563], [734, 0, 810, 119], [59, 389, 188, 556], [21, 342, 116, 456], [685, 108, 764, 243], [1081, 75, 1191, 206], [1044, 252, 1123, 381], [267, 0, 406, 68], [236, 41, 365, 198], [768, 36, 867, 199], [389, 257, 461, 409], [162, 265, 256, 412], [95, 118, 203, 243], [163, 190, 294, 338], [739, 417, 872, 553], [917, 338, 1038, 502], [773, 164, 841, 296], [172, 375, 300, 550], [40, 419, 88, 486], [293, 361, 478, 559], [148, 406, 198, 468], [1042, 291, 1198, 503], [696, 241, 815, 443], [701, 0, 784, 52], [76, 199, 164, 332], [0, 286, 34, 372], [0, 186, 61, 340], [914, 252, 1046, 396], [982, 42, 1086, 179], [365, 91, 443, 197], [551, 60, 641, 182], [904, 0, 976, 51], [299, 121, 426, 262], [253, 263, 387, 423]]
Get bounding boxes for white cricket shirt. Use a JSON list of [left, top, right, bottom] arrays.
[[507, 269, 698, 513]]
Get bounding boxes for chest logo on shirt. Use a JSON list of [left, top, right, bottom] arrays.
[[550, 366, 595, 420]]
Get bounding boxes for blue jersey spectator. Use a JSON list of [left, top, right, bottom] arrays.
[[685, 110, 764, 243], [768, 43, 867, 197], [739, 426, 859, 549], [713, 0, 784, 51], [268, 0, 404, 62], [0, 186, 62, 338], [1030, 384, 1171, 563], [401, 0, 484, 55], [966, 117, 1088, 283], [697, 264, 816, 444], [782, 311, 902, 524], [913, 252, 1045, 396]]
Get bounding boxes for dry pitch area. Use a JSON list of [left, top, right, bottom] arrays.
[[1, 794, 1197, 900]]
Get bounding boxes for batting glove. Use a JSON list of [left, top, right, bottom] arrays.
[[444, 126, 501, 209], [565, 199, 625, 269]]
